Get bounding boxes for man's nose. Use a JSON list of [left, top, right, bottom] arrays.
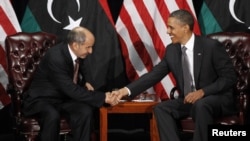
[[88, 48, 93, 54]]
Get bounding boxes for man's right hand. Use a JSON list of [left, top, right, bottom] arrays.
[[111, 87, 129, 101], [105, 92, 119, 106]]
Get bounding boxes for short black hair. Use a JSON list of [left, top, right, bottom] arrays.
[[170, 9, 194, 31]]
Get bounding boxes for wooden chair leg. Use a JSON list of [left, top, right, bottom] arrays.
[[150, 113, 160, 141]]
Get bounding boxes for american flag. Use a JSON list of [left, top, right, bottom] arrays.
[[0, 0, 21, 109], [100, 0, 200, 99]]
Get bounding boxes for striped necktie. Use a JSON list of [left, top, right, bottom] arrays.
[[73, 58, 80, 84]]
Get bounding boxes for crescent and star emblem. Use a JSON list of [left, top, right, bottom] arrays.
[[47, 0, 83, 30], [46, 0, 249, 30], [229, 0, 250, 29]]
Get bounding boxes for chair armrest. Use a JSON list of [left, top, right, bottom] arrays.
[[170, 87, 178, 99]]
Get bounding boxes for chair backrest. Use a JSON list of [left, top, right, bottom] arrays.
[[207, 32, 250, 124], [5, 32, 57, 117]]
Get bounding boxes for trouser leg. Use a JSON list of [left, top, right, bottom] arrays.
[[61, 101, 94, 141]]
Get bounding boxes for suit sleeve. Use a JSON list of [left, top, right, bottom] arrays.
[[201, 40, 237, 96], [127, 50, 170, 99]]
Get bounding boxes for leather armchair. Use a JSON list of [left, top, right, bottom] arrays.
[[5, 32, 71, 141], [170, 32, 250, 132]]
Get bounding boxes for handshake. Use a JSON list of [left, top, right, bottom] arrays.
[[104, 87, 129, 106]]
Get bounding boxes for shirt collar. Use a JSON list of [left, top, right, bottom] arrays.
[[182, 33, 195, 51], [68, 45, 77, 62]]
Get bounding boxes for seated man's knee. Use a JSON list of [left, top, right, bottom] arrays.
[[153, 103, 162, 114], [42, 109, 60, 123], [190, 100, 210, 119], [153, 102, 171, 116]]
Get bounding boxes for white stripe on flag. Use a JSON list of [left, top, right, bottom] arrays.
[[0, 64, 8, 90], [116, 19, 148, 76], [164, 0, 180, 12], [123, 1, 161, 70], [0, 0, 21, 108], [0, 26, 7, 49], [144, 1, 171, 47]]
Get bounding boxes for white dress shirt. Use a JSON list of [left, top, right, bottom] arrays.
[[182, 33, 195, 89]]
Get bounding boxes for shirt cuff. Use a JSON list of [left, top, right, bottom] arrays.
[[124, 87, 131, 96]]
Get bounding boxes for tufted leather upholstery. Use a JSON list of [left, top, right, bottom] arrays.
[[170, 32, 250, 132], [5, 32, 71, 141]]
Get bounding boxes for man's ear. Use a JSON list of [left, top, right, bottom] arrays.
[[72, 42, 78, 50], [183, 24, 189, 32]]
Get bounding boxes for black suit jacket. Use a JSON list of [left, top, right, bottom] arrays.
[[23, 42, 105, 112], [127, 35, 236, 102]]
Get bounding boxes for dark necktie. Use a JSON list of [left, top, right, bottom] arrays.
[[73, 58, 80, 84], [181, 46, 193, 96]]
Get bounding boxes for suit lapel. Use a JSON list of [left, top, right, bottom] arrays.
[[172, 44, 184, 90], [61, 43, 75, 74], [193, 36, 203, 85]]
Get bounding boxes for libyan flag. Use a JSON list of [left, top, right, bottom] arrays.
[[21, 0, 128, 91], [198, 0, 250, 35]]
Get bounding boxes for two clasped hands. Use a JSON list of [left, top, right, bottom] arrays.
[[104, 87, 205, 105], [85, 82, 127, 106], [104, 87, 128, 106]]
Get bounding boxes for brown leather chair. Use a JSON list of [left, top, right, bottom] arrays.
[[5, 32, 71, 141], [170, 32, 250, 133]]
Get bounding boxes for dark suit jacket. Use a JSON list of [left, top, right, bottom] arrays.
[[127, 35, 237, 103], [23, 42, 105, 114]]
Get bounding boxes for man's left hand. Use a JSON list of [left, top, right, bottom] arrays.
[[184, 89, 204, 104]]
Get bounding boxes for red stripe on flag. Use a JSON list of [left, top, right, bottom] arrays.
[[0, 6, 18, 35], [119, 36, 139, 80], [0, 81, 10, 106], [119, 6, 154, 71], [132, 1, 169, 99], [156, 0, 170, 26], [0, 45, 7, 73], [155, 1, 177, 90], [0, 1, 21, 107], [99, 0, 115, 25], [133, 1, 165, 58]]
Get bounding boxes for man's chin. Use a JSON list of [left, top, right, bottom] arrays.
[[80, 56, 87, 59], [171, 40, 177, 44]]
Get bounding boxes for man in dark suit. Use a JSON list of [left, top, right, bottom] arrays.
[[115, 10, 237, 141], [22, 26, 118, 141]]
